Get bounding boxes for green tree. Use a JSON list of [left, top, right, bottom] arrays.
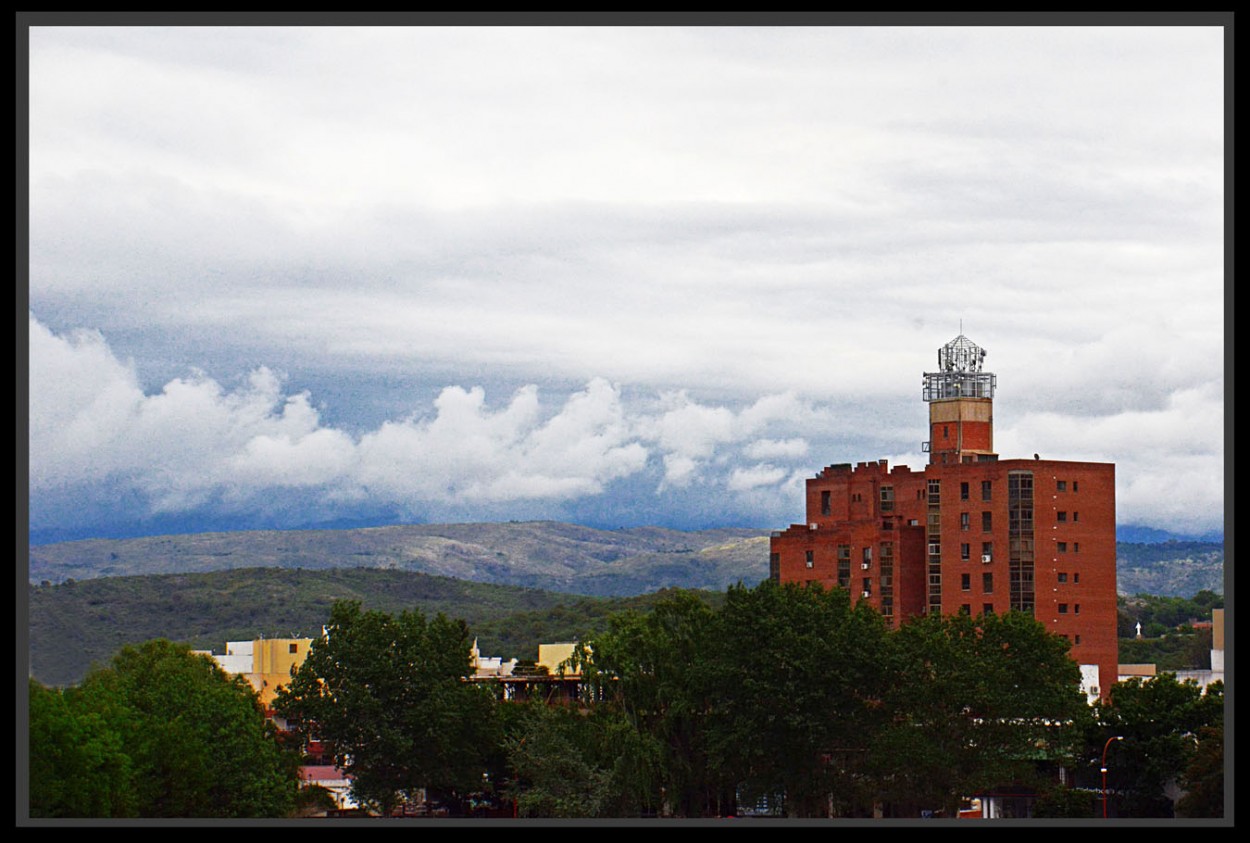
[[1118, 591, 1223, 637], [575, 589, 722, 817], [1091, 675, 1222, 817], [504, 701, 618, 818], [872, 611, 1088, 818], [1176, 722, 1224, 818], [29, 640, 298, 818], [28, 678, 137, 817], [703, 582, 892, 818], [273, 601, 499, 815], [1031, 784, 1096, 818]]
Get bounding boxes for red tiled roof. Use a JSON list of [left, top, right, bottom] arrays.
[[300, 765, 349, 782]]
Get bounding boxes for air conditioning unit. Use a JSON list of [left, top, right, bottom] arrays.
[[861, 562, 871, 570], [810, 523, 818, 530], [982, 554, 993, 563], [862, 590, 872, 598]]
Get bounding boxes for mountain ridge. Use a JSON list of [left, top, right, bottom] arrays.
[[29, 521, 773, 597], [28, 520, 1223, 598]]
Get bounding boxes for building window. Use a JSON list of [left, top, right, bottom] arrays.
[[961, 512, 970, 531], [982, 541, 993, 561], [1074, 572, 1080, 584], [1058, 603, 1069, 614], [983, 603, 994, 615], [289, 643, 299, 654], [1058, 572, 1068, 583], [1007, 470, 1035, 615], [961, 482, 970, 500], [1073, 481, 1079, 492], [981, 480, 992, 501], [821, 491, 831, 516], [1057, 511, 1068, 522], [961, 543, 971, 561], [944, 425, 949, 439], [960, 604, 971, 615], [880, 486, 894, 512], [805, 550, 814, 569], [769, 553, 780, 582], [862, 547, 872, 569], [1074, 604, 1081, 615], [982, 512, 992, 531], [1075, 635, 1081, 645], [1058, 542, 1067, 553], [961, 573, 971, 591], [1057, 480, 1067, 492], [1073, 511, 1079, 522], [862, 578, 872, 596], [983, 572, 993, 593]]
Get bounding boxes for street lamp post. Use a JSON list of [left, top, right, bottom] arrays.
[[1101, 735, 1125, 819]]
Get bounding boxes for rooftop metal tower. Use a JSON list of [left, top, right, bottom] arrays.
[[922, 334, 997, 465], [923, 334, 996, 402]]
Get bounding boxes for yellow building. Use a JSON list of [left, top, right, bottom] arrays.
[[537, 642, 582, 677], [206, 638, 313, 708], [249, 638, 313, 707]]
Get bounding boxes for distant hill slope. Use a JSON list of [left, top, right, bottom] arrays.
[[1115, 541, 1225, 597], [28, 522, 1223, 599], [28, 567, 722, 688], [28, 521, 773, 597]]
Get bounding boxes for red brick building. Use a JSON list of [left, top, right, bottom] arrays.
[[770, 335, 1117, 698]]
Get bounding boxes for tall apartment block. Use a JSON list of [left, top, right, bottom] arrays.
[[770, 334, 1117, 699]]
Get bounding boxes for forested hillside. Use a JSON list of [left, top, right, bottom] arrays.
[[27, 567, 721, 687]]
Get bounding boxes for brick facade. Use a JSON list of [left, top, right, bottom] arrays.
[[771, 336, 1118, 697]]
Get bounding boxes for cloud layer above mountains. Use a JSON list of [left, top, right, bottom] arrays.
[[29, 313, 1223, 539]]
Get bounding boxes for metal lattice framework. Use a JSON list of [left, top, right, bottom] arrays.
[[923, 334, 996, 401]]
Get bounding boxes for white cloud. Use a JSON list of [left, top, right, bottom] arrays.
[[742, 437, 810, 460], [30, 316, 663, 525], [354, 378, 648, 505], [29, 316, 145, 487], [31, 315, 356, 514], [639, 390, 816, 488], [727, 464, 788, 492]]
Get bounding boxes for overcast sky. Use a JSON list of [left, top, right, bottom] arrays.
[[25, 23, 1226, 543]]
